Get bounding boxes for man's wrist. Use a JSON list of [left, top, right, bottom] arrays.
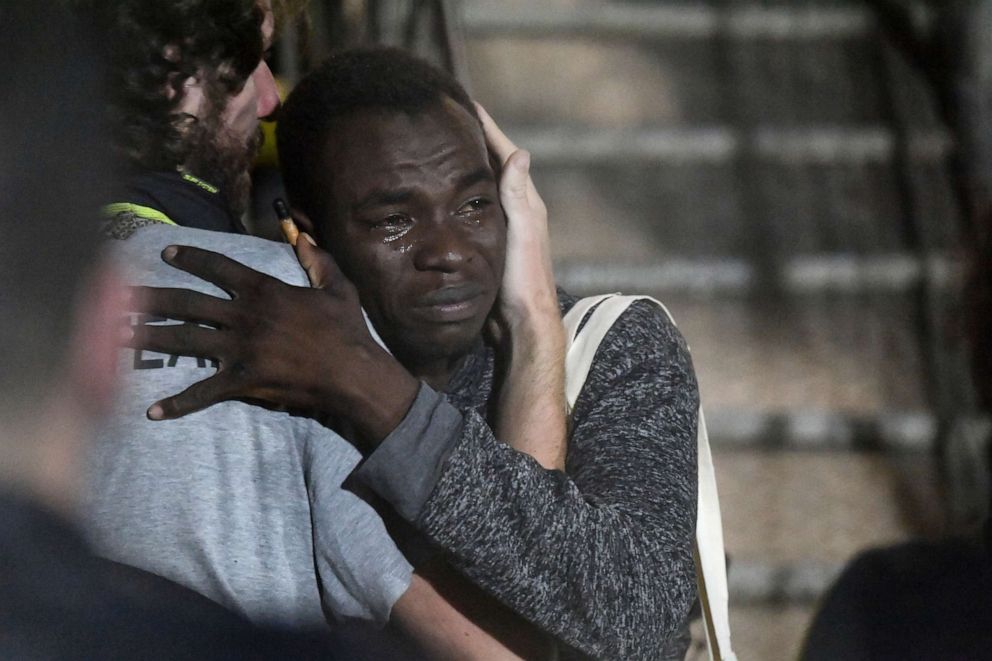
[[351, 383, 464, 523], [505, 310, 564, 359], [338, 346, 421, 450], [501, 288, 562, 334]]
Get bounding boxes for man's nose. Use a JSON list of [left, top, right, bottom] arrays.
[[413, 223, 471, 273], [255, 60, 280, 119]]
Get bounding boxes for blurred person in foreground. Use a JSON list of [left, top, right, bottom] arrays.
[[0, 5, 336, 658], [130, 46, 700, 660], [81, 0, 549, 658]]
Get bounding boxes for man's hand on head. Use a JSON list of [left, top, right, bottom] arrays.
[[476, 104, 567, 471], [476, 103, 559, 334], [125, 242, 420, 449]]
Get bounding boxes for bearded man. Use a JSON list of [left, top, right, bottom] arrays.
[[98, 0, 279, 236]]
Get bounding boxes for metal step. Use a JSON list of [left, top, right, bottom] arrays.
[[466, 23, 943, 128], [704, 409, 941, 452], [629, 292, 935, 415], [467, 36, 911, 128], [535, 160, 959, 259], [716, 443, 951, 661], [714, 446, 945, 660], [554, 253, 963, 295], [729, 559, 841, 604], [511, 126, 952, 164], [715, 448, 945, 592], [461, 3, 876, 40]]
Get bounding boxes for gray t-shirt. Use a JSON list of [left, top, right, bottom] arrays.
[[83, 225, 412, 629]]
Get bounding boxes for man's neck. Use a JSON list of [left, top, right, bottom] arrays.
[[405, 351, 474, 392]]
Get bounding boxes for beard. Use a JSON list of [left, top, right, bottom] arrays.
[[183, 116, 263, 220]]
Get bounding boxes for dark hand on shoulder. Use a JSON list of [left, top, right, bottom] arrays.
[[126, 242, 419, 448]]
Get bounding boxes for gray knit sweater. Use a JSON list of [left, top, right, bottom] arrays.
[[356, 292, 699, 660]]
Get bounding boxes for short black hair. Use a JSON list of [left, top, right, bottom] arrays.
[[277, 47, 480, 224]]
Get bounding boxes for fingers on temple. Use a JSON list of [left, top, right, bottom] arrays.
[[128, 322, 224, 361], [147, 373, 238, 421], [501, 149, 532, 199], [161, 245, 271, 299], [130, 286, 234, 326], [475, 103, 546, 213], [475, 102, 517, 164]]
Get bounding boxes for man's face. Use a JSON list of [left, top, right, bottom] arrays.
[[181, 2, 278, 217], [220, 4, 279, 141], [316, 100, 506, 367]]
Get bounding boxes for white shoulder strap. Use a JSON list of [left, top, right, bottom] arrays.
[[563, 293, 632, 412], [563, 295, 736, 661]]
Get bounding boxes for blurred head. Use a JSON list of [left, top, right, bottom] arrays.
[[88, 0, 280, 217], [278, 49, 506, 371], [0, 5, 123, 509]]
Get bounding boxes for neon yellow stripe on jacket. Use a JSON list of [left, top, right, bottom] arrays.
[[102, 203, 177, 226], [180, 172, 219, 193]]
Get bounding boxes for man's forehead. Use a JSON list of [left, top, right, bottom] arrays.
[[372, 100, 483, 145], [325, 102, 490, 181]]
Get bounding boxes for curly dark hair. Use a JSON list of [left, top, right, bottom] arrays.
[[85, 0, 265, 171], [277, 47, 481, 226]]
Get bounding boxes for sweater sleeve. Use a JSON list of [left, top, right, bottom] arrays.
[[415, 300, 699, 660]]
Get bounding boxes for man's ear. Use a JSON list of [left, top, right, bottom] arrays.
[[173, 76, 205, 117], [65, 262, 127, 417], [161, 45, 204, 114]]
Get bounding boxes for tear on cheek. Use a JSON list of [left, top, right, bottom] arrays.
[[381, 227, 415, 250]]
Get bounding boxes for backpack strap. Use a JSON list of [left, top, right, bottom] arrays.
[[563, 294, 736, 661], [562, 293, 626, 414]]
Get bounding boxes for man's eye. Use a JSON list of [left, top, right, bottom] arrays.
[[374, 214, 410, 229], [371, 213, 413, 234], [370, 214, 413, 243], [457, 198, 491, 215]]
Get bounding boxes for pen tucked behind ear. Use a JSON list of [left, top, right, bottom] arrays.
[[273, 198, 299, 247]]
